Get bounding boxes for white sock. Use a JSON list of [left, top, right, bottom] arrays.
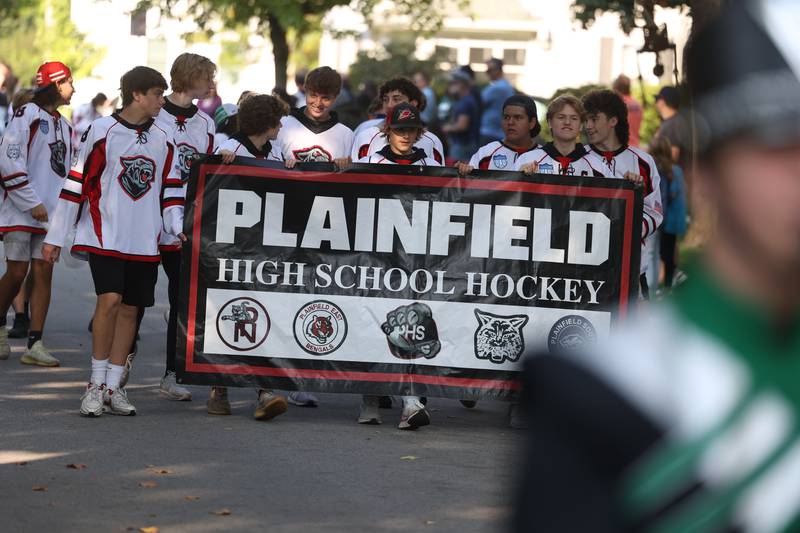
[[402, 395, 421, 406], [90, 358, 108, 386], [106, 363, 125, 391]]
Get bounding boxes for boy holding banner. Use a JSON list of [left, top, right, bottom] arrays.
[[356, 102, 439, 430]]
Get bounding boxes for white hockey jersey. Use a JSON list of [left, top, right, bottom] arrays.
[[351, 123, 444, 165], [585, 144, 663, 241], [215, 134, 282, 161], [513, 142, 604, 177], [276, 108, 353, 162], [155, 99, 215, 250], [352, 117, 384, 139], [356, 145, 441, 166], [44, 114, 182, 262], [468, 141, 538, 171], [0, 103, 72, 234]]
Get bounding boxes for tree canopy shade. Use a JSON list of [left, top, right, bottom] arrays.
[[140, 0, 465, 90], [571, 0, 725, 36]]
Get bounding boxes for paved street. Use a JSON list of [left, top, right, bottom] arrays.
[[0, 253, 522, 533]]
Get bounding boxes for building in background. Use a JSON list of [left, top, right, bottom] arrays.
[[320, 0, 691, 98]]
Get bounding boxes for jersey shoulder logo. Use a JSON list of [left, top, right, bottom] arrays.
[[40, 120, 49, 134], [292, 145, 332, 162], [538, 162, 554, 174], [117, 155, 156, 200], [49, 141, 67, 177], [6, 143, 21, 160], [492, 153, 508, 169], [176, 142, 200, 182]]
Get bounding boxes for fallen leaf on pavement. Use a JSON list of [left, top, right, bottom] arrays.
[[211, 508, 232, 516], [16, 461, 28, 466], [401, 456, 418, 461], [32, 486, 48, 492], [184, 496, 200, 501], [138, 527, 159, 533], [151, 469, 172, 475], [67, 463, 87, 470], [138, 481, 157, 488]]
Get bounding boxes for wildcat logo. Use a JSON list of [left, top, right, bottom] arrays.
[[492, 153, 508, 169], [548, 315, 597, 354], [293, 300, 347, 355], [117, 156, 156, 200], [216, 297, 270, 351], [473, 309, 529, 364], [292, 145, 332, 162], [49, 141, 67, 177], [176, 142, 200, 182], [380, 303, 440, 360]]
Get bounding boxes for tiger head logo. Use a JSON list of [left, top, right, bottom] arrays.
[[117, 156, 156, 200], [306, 314, 334, 344], [292, 145, 333, 162]]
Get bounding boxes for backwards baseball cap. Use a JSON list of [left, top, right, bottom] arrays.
[[688, 0, 800, 154], [214, 103, 238, 129], [386, 103, 425, 129], [654, 86, 680, 109], [35, 61, 72, 92]]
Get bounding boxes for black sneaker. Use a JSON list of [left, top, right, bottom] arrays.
[[459, 400, 478, 409], [8, 315, 29, 338], [378, 396, 393, 409]]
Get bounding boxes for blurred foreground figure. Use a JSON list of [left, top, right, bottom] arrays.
[[514, 1, 800, 531]]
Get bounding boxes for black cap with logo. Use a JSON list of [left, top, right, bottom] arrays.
[[386, 103, 425, 130]]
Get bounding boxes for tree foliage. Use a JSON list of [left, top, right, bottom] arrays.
[[347, 41, 445, 93], [0, 0, 104, 90]]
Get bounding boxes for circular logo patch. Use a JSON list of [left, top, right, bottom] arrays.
[[216, 297, 270, 351], [548, 315, 597, 354], [293, 300, 348, 355]]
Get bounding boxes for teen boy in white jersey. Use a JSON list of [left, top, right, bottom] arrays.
[[0, 61, 74, 366]]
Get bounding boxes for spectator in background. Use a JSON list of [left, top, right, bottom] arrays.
[[293, 69, 308, 108], [653, 86, 687, 166], [480, 58, 516, 145], [197, 82, 221, 117], [271, 86, 297, 110], [414, 71, 437, 125], [612, 74, 643, 147], [72, 92, 109, 146], [213, 103, 238, 146], [0, 62, 15, 134], [650, 136, 687, 290], [442, 70, 480, 162]]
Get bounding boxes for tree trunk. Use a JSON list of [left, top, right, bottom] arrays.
[[267, 13, 289, 91]]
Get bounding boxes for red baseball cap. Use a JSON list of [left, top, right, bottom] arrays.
[[35, 61, 72, 91]]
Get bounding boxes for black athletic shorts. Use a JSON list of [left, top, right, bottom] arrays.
[[88, 253, 159, 307]]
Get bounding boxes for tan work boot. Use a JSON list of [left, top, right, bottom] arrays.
[[253, 389, 288, 421], [206, 386, 231, 415], [20, 340, 59, 367]]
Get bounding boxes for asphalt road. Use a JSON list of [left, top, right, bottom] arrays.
[[0, 252, 523, 533]]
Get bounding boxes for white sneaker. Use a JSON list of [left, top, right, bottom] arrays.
[[159, 371, 191, 401], [0, 327, 10, 360], [398, 397, 430, 430], [287, 391, 318, 407], [358, 395, 382, 424], [80, 383, 104, 417], [20, 340, 59, 367], [104, 387, 136, 416], [119, 349, 137, 388]]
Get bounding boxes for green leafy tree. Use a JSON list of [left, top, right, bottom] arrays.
[[0, 0, 104, 90], [571, 0, 724, 35], [347, 41, 445, 93], [141, 0, 464, 90]]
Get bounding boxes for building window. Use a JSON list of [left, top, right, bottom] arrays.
[[434, 46, 458, 64], [503, 49, 526, 66], [469, 47, 491, 64], [131, 9, 147, 36]]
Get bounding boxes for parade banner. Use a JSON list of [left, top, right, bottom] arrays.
[[176, 158, 642, 400]]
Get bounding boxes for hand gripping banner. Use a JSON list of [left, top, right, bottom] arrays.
[[176, 158, 642, 401]]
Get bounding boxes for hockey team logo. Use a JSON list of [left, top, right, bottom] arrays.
[[492, 153, 508, 169], [216, 297, 270, 351], [176, 142, 200, 182], [49, 141, 67, 177], [293, 300, 348, 355], [292, 145, 333, 162], [547, 315, 597, 354], [538, 162, 554, 174], [117, 156, 156, 200], [40, 120, 49, 134], [397, 109, 414, 121], [6, 143, 21, 160], [473, 309, 529, 364], [380, 303, 441, 360]]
